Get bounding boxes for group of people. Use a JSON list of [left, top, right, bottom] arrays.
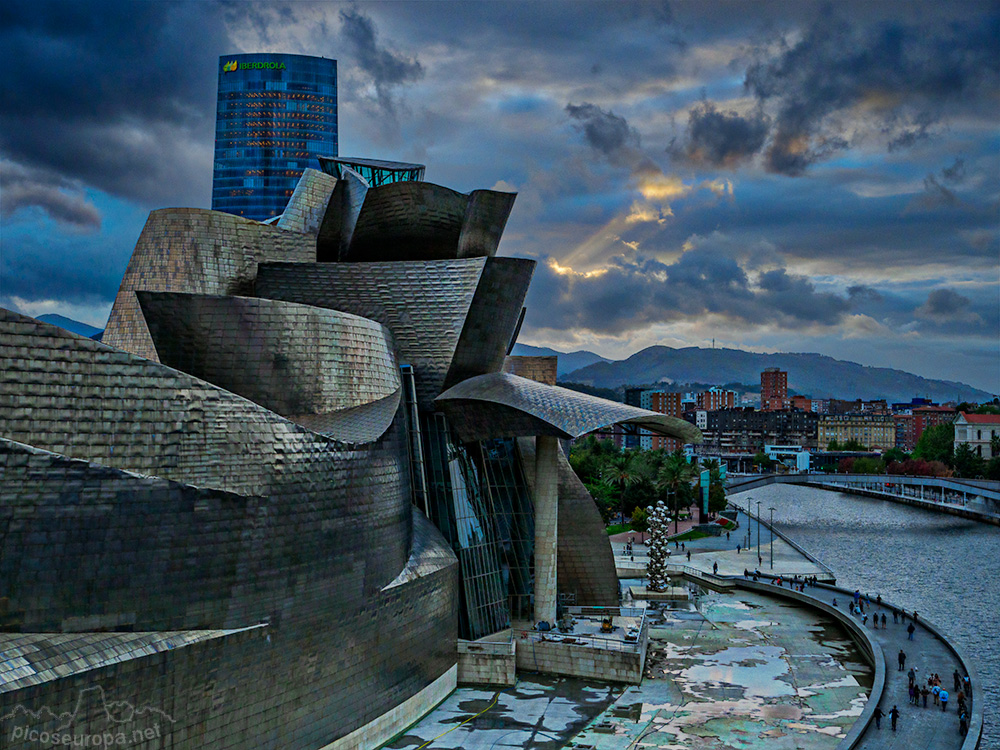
[[900, 666, 973, 735]]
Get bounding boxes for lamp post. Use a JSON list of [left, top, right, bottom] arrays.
[[745, 496, 752, 549], [768, 506, 775, 570], [756, 499, 762, 564]]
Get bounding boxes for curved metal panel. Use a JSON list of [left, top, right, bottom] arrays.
[[344, 182, 516, 261], [445, 257, 535, 389], [257, 258, 488, 407], [317, 165, 369, 262], [0, 309, 412, 602], [276, 167, 339, 235], [436, 372, 704, 443], [346, 181, 468, 261], [137, 292, 401, 443], [0, 308, 461, 746], [456, 189, 517, 258], [103, 208, 316, 360]]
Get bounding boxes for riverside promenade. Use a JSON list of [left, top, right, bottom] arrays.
[[611, 506, 983, 749]]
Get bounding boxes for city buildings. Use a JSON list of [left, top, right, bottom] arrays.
[[649, 391, 684, 451], [894, 405, 956, 451], [954, 412, 1000, 459], [0, 163, 698, 749], [212, 53, 338, 221], [761, 367, 789, 411], [697, 386, 737, 411], [818, 413, 897, 450], [702, 408, 820, 453]]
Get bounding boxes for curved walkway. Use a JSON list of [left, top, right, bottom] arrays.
[[754, 577, 978, 749]]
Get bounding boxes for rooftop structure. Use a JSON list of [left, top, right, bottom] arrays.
[[318, 155, 425, 186]]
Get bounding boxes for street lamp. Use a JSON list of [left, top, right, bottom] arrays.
[[769, 506, 776, 570], [756, 499, 762, 564], [745, 496, 752, 548]]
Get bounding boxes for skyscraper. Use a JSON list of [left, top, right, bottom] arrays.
[[212, 53, 337, 221]]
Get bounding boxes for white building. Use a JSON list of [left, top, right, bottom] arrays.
[[953, 412, 1000, 459]]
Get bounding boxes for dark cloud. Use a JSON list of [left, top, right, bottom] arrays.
[[743, 8, 1000, 174], [847, 285, 882, 303], [676, 102, 770, 167], [906, 158, 970, 212], [524, 247, 854, 336], [941, 157, 966, 183], [916, 288, 973, 319], [756, 268, 851, 324], [0, 161, 101, 230], [565, 103, 640, 156], [0, 0, 228, 208], [339, 7, 424, 117]]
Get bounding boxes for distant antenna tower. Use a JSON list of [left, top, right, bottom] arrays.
[[712, 338, 715, 349]]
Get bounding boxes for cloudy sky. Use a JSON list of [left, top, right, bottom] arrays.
[[2, 0, 997, 391]]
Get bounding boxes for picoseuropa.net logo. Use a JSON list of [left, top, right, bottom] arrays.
[[2, 686, 175, 747]]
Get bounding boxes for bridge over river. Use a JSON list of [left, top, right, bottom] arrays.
[[727, 472, 1000, 525]]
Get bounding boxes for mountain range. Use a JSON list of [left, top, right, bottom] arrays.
[[36, 314, 103, 339], [515, 343, 994, 403], [510, 344, 610, 375]]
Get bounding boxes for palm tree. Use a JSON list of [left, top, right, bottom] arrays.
[[657, 451, 695, 534], [603, 453, 639, 527]]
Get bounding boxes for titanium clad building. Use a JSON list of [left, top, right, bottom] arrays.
[[212, 53, 337, 221]]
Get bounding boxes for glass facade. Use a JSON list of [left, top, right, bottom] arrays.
[[212, 53, 337, 221], [319, 156, 425, 187], [480, 438, 535, 623], [420, 411, 538, 639]]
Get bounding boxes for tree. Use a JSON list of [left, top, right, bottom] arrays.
[[657, 451, 696, 533], [913, 422, 955, 465], [852, 457, 884, 474], [708, 482, 727, 513], [753, 451, 775, 472], [603, 453, 640, 525], [842, 439, 867, 452], [827, 439, 841, 451], [630, 506, 649, 542], [986, 456, 1000, 481], [584, 479, 617, 523], [883, 447, 909, 464], [953, 444, 986, 478]]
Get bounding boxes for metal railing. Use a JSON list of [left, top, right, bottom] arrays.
[[515, 607, 648, 653]]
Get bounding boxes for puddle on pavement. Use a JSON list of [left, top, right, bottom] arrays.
[[385, 590, 872, 749]]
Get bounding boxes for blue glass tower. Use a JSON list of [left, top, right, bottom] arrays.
[[212, 53, 337, 221]]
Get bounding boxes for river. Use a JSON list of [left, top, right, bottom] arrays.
[[733, 483, 1000, 746]]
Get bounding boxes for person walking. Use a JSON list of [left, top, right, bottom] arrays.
[[960, 710, 969, 736], [907, 622, 916, 640], [953, 670, 962, 693], [893, 609, 898, 624], [898, 650, 906, 671], [921, 685, 930, 707], [873, 706, 884, 729], [686, 550, 691, 562], [940, 688, 949, 712], [890, 705, 900, 731], [881, 612, 887, 629], [907, 667, 916, 688], [932, 684, 940, 705], [713, 561, 718, 575]]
